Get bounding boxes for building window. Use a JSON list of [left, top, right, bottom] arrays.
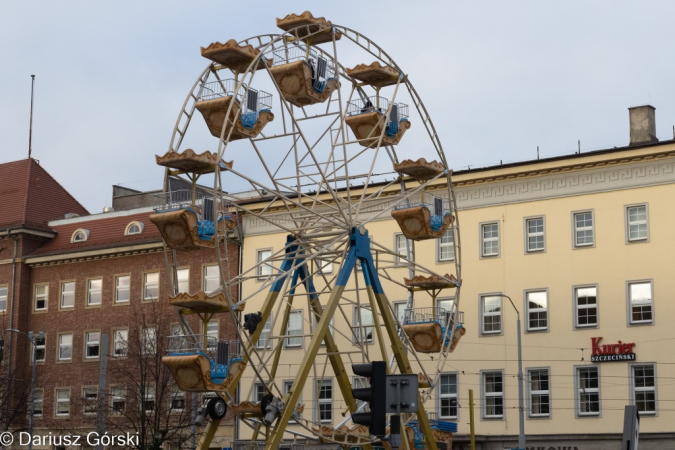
[[526, 290, 548, 332], [283, 380, 301, 423], [481, 295, 502, 335], [285, 311, 303, 348], [482, 371, 504, 418], [628, 281, 653, 324], [574, 211, 594, 247], [393, 301, 407, 323], [0, 286, 7, 311], [142, 385, 156, 412], [577, 367, 600, 416], [60, 281, 75, 309], [83, 387, 98, 415], [353, 307, 374, 344], [207, 321, 219, 339], [575, 286, 598, 328], [87, 279, 102, 306], [58, 333, 73, 361], [526, 217, 545, 252], [144, 273, 159, 301], [317, 379, 333, 422], [85, 331, 100, 359], [142, 327, 157, 355], [438, 229, 455, 261], [254, 383, 266, 402], [176, 268, 189, 294], [631, 364, 656, 415], [256, 316, 272, 349], [125, 221, 144, 235], [257, 249, 273, 278], [203, 265, 220, 292], [626, 205, 648, 242], [111, 387, 126, 414], [170, 385, 185, 411], [33, 389, 43, 416], [33, 334, 46, 363], [115, 276, 130, 303], [395, 234, 407, 263], [527, 369, 550, 417], [439, 373, 458, 419], [318, 244, 334, 274], [71, 229, 89, 243], [481, 222, 499, 257], [113, 329, 128, 357], [55, 388, 70, 416], [34, 284, 48, 311]]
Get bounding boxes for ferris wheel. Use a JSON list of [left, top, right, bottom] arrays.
[[150, 11, 464, 450]]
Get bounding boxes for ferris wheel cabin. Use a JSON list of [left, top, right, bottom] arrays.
[[201, 39, 271, 74]]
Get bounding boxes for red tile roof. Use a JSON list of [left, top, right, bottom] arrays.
[[30, 211, 163, 257], [0, 158, 89, 231]]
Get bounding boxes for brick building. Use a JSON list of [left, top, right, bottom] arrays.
[[0, 158, 239, 448]]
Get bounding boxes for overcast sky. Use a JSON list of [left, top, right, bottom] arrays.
[[2, 1, 675, 213]]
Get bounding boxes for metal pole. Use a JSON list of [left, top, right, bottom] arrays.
[[191, 393, 197, 450], [28, 75, 35, 159], [469, 389, 475, 450], [28, 331, 35, 450]]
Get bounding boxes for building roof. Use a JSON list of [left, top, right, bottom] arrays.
[[0, 158, 89, 231], [29, 211, 162, 257]]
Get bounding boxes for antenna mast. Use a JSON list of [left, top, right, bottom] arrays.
[[28, 75, 35, 159]]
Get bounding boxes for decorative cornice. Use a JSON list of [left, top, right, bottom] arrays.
[[25, 242, 164, 266]]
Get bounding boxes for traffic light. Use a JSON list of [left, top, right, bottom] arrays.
[[351, 361, 387, 437]]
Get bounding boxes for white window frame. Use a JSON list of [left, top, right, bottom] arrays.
[[318, 244, 334, 274], [437, 228, 455, 262], [125, 221, 144, 236], [525, 216, 545, 253], [142, 384, 156, 413], [480, 222, 500, 258], [113, 329, 128, 357], [33, 389, 44, 416], [87, 278, 102, 306], [627, 280, 653, 325], [170, 384, 186, 411], [254, 383, 266, 402], [283, 380, 301, 423], [176, 268, 189, 295], [60, 281, 75, 309], [438, 373, 458, 419], [85, 331, 101, 359], [203, 264, 220, 293], [58, 333, 73, 361], [525, 289, 548, 332], [316, 378, 333, 423], [352, 306, 374, 344], [285, 310, 303, 348], [527, 368, 551, 418], [625, 204, 649, 243], [143, 272, 159, 301], [34, 284, 48, 311], [256, 316, 272, 350], [576, 366, 600, 417], [573, 210, 595, 248], [206, 320, 219, 339], [33, 333, 46, 363], [480, 295, 502, 335], [142, 327, 158, 355], [70, 228, 89, 243], [630, 363, 657, 415], [111, 386, 126, 415], [395, 233, 408, 264], [574, 285, 598, 328], [393, 301, 407, 324], [115, 275, 130, 304], [55, 388, 70, 416], [257, 249, 273, 279], [482, 371, 504, 419], [82, 387, 98, 415], [0, 285, 7, 311]]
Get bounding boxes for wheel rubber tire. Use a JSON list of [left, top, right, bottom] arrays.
[[207, 396, 227, 420]]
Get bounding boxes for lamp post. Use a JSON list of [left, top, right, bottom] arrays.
[[492, 295, 526, 450], [7, 329, 43, 450]]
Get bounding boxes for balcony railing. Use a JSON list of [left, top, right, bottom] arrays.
[[404, 307, 464, 327], [394, 191, 450, 215], [198, 79, 273, 114], [153, 189, 234, 217], [346, 96, 409, 120], [166, 334, 241, 361]]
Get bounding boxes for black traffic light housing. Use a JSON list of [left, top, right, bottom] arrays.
[[351, 361, 387, 437]]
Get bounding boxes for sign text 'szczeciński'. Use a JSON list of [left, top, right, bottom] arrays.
[[591, 337, 636, 362]]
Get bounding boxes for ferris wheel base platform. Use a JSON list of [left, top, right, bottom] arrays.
[[162, 354, 246, 392], [269, 60, 340, 107], [391, 206, 453, 241], [196, 96, 274, 141], [345, 111, 411, 148]]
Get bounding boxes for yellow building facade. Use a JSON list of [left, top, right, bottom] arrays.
[[234, 124, 675, 449]]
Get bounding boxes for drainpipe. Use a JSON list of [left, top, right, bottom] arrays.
[[4, 228, 20, 423]]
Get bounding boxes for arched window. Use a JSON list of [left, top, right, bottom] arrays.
[[71, 229, 90, 243], [125, 221, 144, 236]]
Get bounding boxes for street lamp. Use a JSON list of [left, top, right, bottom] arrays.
[[7, 329, 44, 450], [492, 295, 526, 450]]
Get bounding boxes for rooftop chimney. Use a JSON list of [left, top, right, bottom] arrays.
[[629, 105, 658, 146]]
